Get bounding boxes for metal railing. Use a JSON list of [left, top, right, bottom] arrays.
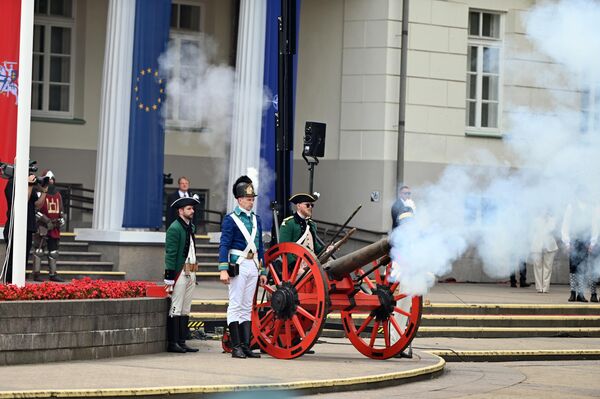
[[55, 184, 225, 232]]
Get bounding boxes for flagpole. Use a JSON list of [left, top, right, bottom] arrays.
[[12, 0, 35, 287]]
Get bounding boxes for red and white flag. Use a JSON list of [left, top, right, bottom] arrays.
[[0, 0, 21, 225]]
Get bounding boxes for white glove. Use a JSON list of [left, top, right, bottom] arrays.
[[164, 279, 175, 286]]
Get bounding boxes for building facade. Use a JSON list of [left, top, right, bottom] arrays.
[[26, 0, 579, 235]]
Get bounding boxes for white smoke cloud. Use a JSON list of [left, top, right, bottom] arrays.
[[390, 0, 600, 296]]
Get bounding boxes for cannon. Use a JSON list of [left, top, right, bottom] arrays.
[[250, 238, 423, 359]]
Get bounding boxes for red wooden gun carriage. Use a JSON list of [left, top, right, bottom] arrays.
[[246, 238, 422, 359]]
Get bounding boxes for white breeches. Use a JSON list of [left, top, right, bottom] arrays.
[[169, 272, 196, 316], [532, 250, 556, 293], [227, 259, 259, 324]]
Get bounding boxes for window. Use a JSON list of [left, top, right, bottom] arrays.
[[581, 84, 600, 133], [466, 10, 502, 131], [32, 0, 74, 117], [166, 1, 205, 129]]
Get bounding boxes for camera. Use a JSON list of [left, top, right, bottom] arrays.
[[163, 173, 174, 185], [0, 160, 38, 180], [35, 175, 51, 188]]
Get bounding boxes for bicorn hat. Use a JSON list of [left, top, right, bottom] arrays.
[[170, 196, 200, 209], [289, 193, 317, 204], [233, 175, 257, 198]]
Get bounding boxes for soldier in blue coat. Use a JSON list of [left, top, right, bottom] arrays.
[[219, 175, 267, 358]]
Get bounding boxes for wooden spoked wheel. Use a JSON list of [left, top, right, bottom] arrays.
[[342, 261, 422, 359], [252, 242, 329, 359]]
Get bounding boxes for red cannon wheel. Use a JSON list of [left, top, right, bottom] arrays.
[[252, 242, 329, 359], [342, 261, 422, 359]]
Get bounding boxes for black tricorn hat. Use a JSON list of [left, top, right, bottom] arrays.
[[233, 175, 257, 198], [170, 196, 200, 209], [289, 193, 317, 204]]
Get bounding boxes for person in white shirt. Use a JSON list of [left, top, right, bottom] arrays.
[[530, 210, 558, 293]]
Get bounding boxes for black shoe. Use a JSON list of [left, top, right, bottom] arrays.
[[178, 316, 199, 352], [167, 342, 187, 353], [576, 294, 588, 302], [305, 349, 315, 355], [49, 274, 64, 282], [568, 291, 576, 302], [510, 281, 517, 288], [178, 341, 199, 352], [232, 346, 247, 358], [520, 281, 531, 288], [31, 272, 44, 282], [591, 294, 598, 303], [240, 321, 260, 358]]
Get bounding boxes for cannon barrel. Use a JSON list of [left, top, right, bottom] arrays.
[[323, 238, 390, 280]]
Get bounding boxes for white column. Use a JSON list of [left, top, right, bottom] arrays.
[[92, 0, 135, 231], [10, 0, 35, 287], [227, 0, 267, 210]]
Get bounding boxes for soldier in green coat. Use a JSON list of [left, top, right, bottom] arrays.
[[279, 193, 335, 274], [164, 196, 201, 353], [279, 193, 324, 255]]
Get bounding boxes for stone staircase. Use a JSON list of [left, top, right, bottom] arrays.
[[195, 240, 220, 281], [188, 237, 600, 339], [187, 300, 600, 339], [26, 232, 126, 281]]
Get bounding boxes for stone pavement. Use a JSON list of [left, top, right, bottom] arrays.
[[1, 282, 599, 398]]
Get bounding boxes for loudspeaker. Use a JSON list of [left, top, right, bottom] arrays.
[[303, 121, 326, 157]]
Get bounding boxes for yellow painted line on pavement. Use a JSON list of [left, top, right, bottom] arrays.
[[0, 355, 445, 398], [424, 314, 600, 320], [425, 303, 600, 309], [420, 326, 600, 332], [429, 349, 600, 359]]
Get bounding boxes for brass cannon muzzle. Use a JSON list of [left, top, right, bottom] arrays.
[[323, 238, 391, 280]]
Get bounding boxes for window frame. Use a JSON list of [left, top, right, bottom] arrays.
[[165, 0, 207, 131], [32, 1, 76, 119], [465, 10, 504, 137]]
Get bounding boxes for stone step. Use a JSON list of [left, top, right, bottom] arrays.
[[27, 260, 114, 272], [420, 314, 600, 328], [59, 242, 89, 250], [196, 244, 219, 250], [425, 303, 600, 316], [188, 311, 600, 338], [25, 270, 126, 281], [29, 251, 103, 262], [195, 272, 220, 281], [191, 299, 600, 317]]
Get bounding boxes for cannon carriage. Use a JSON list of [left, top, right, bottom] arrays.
[[250, 238, 423, 359]]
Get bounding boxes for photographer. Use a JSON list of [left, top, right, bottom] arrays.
[[32, 170, 64, 282], [2, 173, 38, 284]]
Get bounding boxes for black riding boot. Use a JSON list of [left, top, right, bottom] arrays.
[[178, 315, 199, 352], [228, 322, 246, 358], [240, 321, 260, 358], [167, 316, 186, 353]]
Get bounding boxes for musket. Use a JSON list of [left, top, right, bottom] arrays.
[[318, 227, 356, 263], [317, 204, 362, 258]]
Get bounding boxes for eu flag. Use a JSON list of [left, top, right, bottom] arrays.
[[123, 0, 171, 228]]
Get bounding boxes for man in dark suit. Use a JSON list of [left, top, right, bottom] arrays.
[[165, 177, 200, 229]]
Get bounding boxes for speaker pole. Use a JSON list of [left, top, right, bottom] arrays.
[[275, 0, 296, 223], [302, 152, 318, 194]]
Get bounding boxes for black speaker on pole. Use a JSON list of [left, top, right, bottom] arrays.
[[303, 121, 326, 157]]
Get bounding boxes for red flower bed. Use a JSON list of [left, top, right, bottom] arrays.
[[0, 278, 151, 301]]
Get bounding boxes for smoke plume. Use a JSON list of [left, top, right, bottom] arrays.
[[390, 0, 600, 295]]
